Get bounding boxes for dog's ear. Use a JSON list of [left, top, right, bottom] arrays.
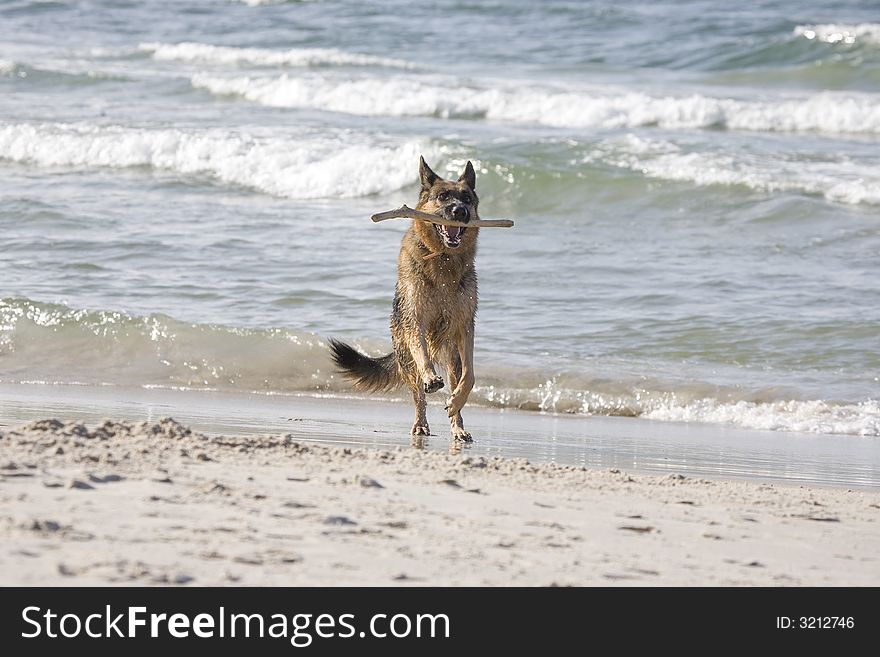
[[459, 160, 476, 191], [419, 155, 439, 190]]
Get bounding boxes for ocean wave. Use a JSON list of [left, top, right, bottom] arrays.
[[2, 297, 877, 437], [0, 122, 434, 198], [476, 378, 880, 437], [2, 121, 875, 206], [0, 58, 128, 84], [140, 41, 415, 69], [0, 297, 336, 393], [192, 72, 880, 135], [585, 134, 880, 205], [794, 23, 880, 46], [644, 398, 880, 437], [192, 73, 482, 118], [0, 59, 18, 76]]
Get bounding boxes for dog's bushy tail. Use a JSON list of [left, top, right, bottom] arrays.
[[328, 338, 400, 392]]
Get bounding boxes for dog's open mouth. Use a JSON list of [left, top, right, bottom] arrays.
[[435, 224, 465, 248]]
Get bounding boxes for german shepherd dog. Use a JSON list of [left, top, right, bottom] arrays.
[[329, 156, 479, 441]]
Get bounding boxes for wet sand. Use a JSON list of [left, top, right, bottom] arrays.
[[1, 415, 878, 586], [1, 383, 878, 488]]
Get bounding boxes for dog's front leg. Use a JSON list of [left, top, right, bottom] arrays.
[[407, 328, 444, 394], [446, 328, 475, 418]]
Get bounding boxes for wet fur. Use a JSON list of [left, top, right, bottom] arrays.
[[329, 157, 479, 441]]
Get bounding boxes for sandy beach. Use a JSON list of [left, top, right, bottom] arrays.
[[2, 415, 878, 586]]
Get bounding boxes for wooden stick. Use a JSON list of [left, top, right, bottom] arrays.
[[371, 205, 514, 228]]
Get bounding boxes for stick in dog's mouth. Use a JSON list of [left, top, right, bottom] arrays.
[[370, 205, 515, 228], [370, 204, 514, 259]]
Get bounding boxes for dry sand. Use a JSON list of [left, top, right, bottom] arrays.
[[1, 417, 878, 586]]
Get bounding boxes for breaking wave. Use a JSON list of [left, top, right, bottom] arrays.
[[140, 41, 415, 69], [793, 23, 880, 46], [0, 59, 19, 76], [584, 134, 880, 205], [0, 122, 435, 199], [191, 72, 880, 135], [2, 298, 877, 437], [2, 121, 877, 207]]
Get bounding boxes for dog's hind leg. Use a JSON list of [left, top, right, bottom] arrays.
[[410, 386, 430, 436], [443, 352, 473, 442], [448, 408, 471, 443], [445, 328, 475, 419]]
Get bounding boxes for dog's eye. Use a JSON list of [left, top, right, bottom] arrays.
[[460, 192, 471, 203], [438, 192, 449, 201]]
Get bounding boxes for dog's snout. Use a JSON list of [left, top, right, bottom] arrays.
[[451, 204, 468, 221]]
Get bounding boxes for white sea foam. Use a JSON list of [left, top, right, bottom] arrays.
[[490, 89, 880, 134], [140, 42, 414, 69], [4, 298, 878, 437], [0, 122, 435, 198], [794, 23, 880, 45], [644, 398, 880, 437], [191, 72, 880, 135], [476, 376, 880, 437], [192, 73, 482, 117], [0, 59, 17, 75], [586, 134, 880, 205]]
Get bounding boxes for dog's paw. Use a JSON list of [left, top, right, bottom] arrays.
[[423, 375, 445, 394], [411, 423, 430, 436], [451, 427, 472, 443]]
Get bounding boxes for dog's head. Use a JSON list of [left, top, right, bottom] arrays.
[[414, 156, 479, 251]]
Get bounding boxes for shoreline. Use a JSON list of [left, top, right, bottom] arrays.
[[1, 382, 878, 489], [1, 417, 878, 586]]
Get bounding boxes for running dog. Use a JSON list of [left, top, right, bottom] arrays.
[[329, 156, 479, 441]]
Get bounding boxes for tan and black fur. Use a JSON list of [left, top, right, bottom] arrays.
[[329, 156, 479, 441]]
